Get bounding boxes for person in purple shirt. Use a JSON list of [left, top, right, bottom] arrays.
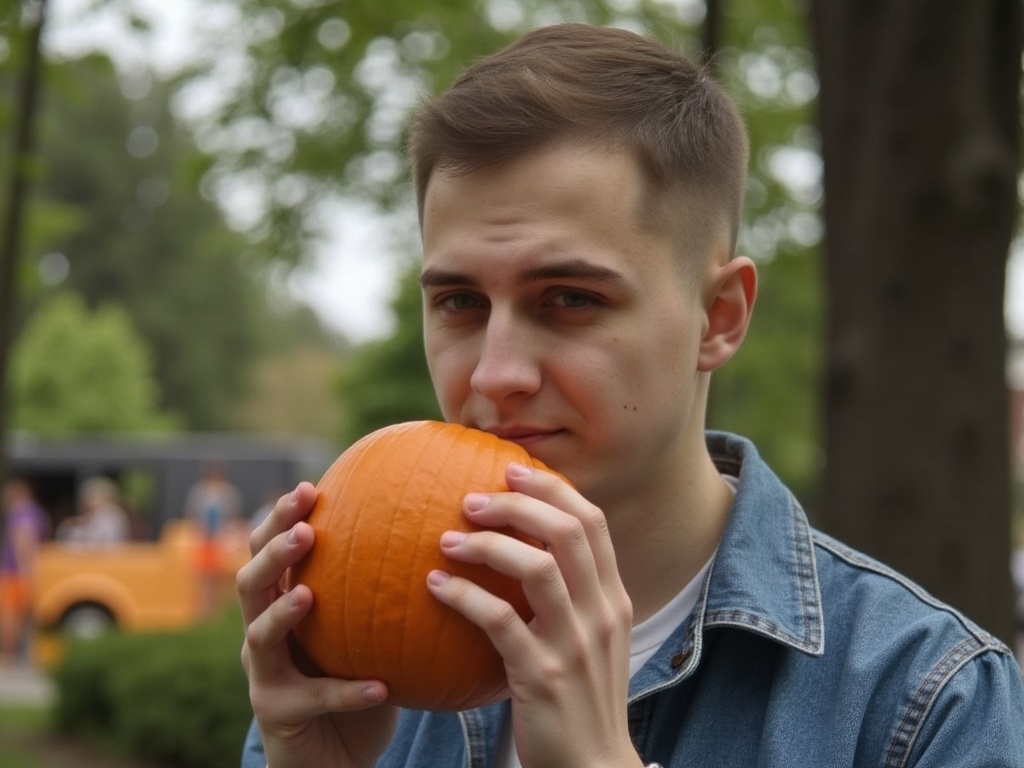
[[1, 477, 48, 667]]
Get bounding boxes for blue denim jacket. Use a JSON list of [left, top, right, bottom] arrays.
[[242, 432, 1024, 768]]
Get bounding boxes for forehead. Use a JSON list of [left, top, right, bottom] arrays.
[[420, 143, 669, 277]]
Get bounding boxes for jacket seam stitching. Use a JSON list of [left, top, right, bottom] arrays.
[[789, 490, 825, 653], [457, 709, 486, 768], [812, 536, 1010, 653], [882, 637, 991, 768]]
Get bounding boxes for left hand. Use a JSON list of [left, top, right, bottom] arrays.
[[426, 461, 642, 768]]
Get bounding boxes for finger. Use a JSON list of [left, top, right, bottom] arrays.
[[439, 529, 573, 622], [237, 521, 314, 626], [426, 569, 534, 658], [243, 584, 313, 679], [243, 579, 392, 715], [251, 670, 390, 723], [503, 463, 621, 587], [249, 481, 318, 557], [461, 481, 605, 606]]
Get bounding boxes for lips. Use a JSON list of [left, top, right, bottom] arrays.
[[484, 425, 562, 446]]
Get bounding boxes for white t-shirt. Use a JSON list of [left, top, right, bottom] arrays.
[[494, 475, 735, 768]]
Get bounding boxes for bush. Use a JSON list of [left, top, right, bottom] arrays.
[[52, 608, 252, 768]]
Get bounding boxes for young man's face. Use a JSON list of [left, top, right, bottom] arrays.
[[420, 142, 715, 510]]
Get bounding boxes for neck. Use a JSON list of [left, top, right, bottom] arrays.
[[603, 440, 733, 625]]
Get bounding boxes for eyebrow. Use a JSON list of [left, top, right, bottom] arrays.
[[419, 259, 626, 289]]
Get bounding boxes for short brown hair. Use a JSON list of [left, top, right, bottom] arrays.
[[408, 23, 749, 261]]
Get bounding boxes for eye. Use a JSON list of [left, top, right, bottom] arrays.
[[434, 291, 488, 312], [546, 289, 603, 309]]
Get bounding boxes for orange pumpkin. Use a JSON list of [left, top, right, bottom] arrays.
[[289, 420, 556, 711]]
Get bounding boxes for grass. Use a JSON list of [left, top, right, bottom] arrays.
[[0, 703, 161, 768], [0, 705, 52, 768]]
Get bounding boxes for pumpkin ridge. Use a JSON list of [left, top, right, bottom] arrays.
[[304, 436, 364, 673], [392, 423, 449, 698], [438, 427, 514, 708], [407, 428, 471, 708], [364, 425, 421, 682], [346, 429, 405, 679], [324, 435, 360, 676], [335, 433, 384, 676]]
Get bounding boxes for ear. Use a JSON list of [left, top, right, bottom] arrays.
[[697, 255, 757, 373]]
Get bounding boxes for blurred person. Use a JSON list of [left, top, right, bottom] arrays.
[[1, 477, 48, 668], [57, 476, 131, 546], [184, 460, 243, 617]]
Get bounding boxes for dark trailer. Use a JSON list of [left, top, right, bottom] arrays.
[[5, 432, 336, 538]]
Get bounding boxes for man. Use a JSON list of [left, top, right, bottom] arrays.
[[238, 23, 1024, 768], [1, 477, 47, 667]]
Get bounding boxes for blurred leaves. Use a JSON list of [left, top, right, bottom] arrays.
[[175, 0, 708, 262], [0, 46, 342, 432], [335, 265, 440, 444], [52, 606, 251, 768], [11, 292, 179, 434]]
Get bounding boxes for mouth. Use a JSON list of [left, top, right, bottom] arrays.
[[485, 426, 563, 448]]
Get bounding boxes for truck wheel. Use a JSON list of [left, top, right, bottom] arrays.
[[60, 605, 116, 640]]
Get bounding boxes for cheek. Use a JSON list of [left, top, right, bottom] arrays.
[[550, 344, 658, 432], [425, 343, 471, 415], [609, 322, 701, 406]]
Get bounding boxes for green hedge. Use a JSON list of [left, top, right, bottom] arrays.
[[51, 608, 252, 768]]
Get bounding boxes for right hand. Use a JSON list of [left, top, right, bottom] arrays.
[[238, 482, 399, 768]]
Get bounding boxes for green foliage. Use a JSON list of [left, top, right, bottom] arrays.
[[336, 264, 441, 444], [705, 0, 824, 507], [710, 242, 824, 508], [52, 609, 251, 768], [11, 292, 179, 435], [36, 55, 269, 429], [182, 0, 704, 262], [0, 51, 281, 430]]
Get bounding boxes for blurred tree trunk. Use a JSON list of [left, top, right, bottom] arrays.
[[702, 0, 722, 71], [812, 1, 1021, 644], [0, 0, 48, 486]]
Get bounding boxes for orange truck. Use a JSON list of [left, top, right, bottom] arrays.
[[31, 520, 250, 665], [6, 432, 334, 664]]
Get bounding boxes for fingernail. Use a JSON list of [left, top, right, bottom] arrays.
[[289, 488, 298, 504], [427, 570, 450, 587], [464, 493, 490, 512], [508, 462, 531, 479], [440, 530, 466, 548], [288, 589, 301, 607], [287, 526, 299, 545], [361, 684, 383, 703]]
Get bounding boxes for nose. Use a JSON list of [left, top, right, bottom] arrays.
[[469, 311, 542, 402]]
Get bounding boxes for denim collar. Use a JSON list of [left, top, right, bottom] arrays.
[[628, 432, 824, 701], [701, 431, 825, 656]]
